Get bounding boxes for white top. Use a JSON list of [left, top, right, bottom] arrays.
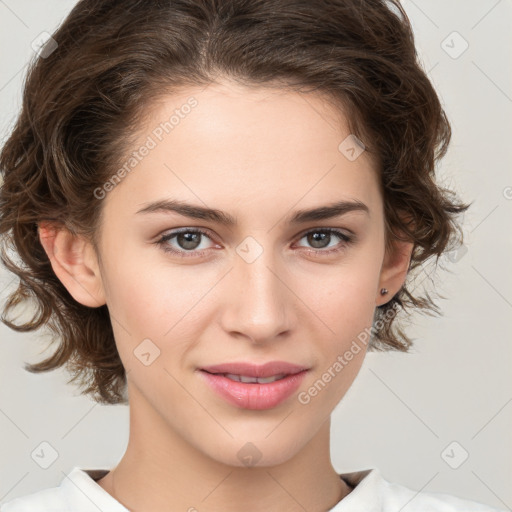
[[0, 466, 506, 511]]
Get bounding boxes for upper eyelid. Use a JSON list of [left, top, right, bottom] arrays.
[[159, 225, 351, 236], [159, 226, 352, 247], [294, 225, 354, 238]]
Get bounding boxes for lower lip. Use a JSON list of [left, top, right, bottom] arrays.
[[199, 370, 308, 410]]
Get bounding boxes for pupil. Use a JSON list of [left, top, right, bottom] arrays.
[[308, 232, 329, 249], [175, 231, 331, 251], [178, 232, 201, 250]]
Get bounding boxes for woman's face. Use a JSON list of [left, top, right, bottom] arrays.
[[92, 80, 403, 467]]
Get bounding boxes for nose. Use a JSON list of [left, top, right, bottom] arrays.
[[219, 243, 295, 344]]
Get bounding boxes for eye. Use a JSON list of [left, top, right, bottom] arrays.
[[155, 228, 218, 258], [155, 227, 355, 258], [294, 228, 354, 256]]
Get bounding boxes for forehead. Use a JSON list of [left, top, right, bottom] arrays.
[[143, 80, 364, 159], [103, 80, 380, 221]]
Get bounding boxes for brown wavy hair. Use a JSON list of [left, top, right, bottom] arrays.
[[0, 0, 470, 404]]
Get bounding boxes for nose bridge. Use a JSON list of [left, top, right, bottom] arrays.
[[224, 236, 292, 340]]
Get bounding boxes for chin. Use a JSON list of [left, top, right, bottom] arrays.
[[204, 436, 303, 470]]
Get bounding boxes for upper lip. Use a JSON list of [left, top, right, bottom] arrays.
[[200, 361, 309, 378]]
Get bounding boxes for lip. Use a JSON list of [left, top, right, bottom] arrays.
[[198, 361, 309, 410], [200, 361, 309, 378]]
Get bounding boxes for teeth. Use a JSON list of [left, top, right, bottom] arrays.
[[239, 374, 258, 383], [224, 373, 286, 384], [256, 374, 286, 384]]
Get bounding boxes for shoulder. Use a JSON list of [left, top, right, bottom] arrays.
[[0, 467, 124, 512], [381, 478, 506, 511], [336, 468, 506, 512], [0, 486, 68, 512]]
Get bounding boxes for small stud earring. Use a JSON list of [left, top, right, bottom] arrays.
[[380, 288, 388, 295]]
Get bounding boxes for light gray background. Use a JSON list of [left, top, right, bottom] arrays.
[[0, 0, 511, 509]]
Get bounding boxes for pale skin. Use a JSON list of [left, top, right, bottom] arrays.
[[39, 79, 413, 512]]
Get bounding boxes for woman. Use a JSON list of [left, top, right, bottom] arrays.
[[0, 0, 505, 511]]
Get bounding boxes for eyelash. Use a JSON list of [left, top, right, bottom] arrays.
[[154, 227, 355, 258]]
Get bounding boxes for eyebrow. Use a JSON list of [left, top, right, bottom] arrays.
[[135, 198, 369, 225]]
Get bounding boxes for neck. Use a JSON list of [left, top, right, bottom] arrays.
[[97, 387, 352, 512]]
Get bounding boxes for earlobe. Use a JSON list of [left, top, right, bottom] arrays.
[[377, 238, 414, 306], [38, 222, 106, 308]]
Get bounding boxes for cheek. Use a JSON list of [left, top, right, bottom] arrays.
[[100, 226, 383, 355], [304, 255, 382, 336], [101, 250, 217, 347]]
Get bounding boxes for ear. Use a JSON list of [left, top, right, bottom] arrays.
[[376, 236, 414, 307], [38, 222, 106, 307]]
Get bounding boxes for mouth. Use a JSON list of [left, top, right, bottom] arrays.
[[202, 372, 288, 384], [198, 361, 310, 410], [200, 360, 309, 378]]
